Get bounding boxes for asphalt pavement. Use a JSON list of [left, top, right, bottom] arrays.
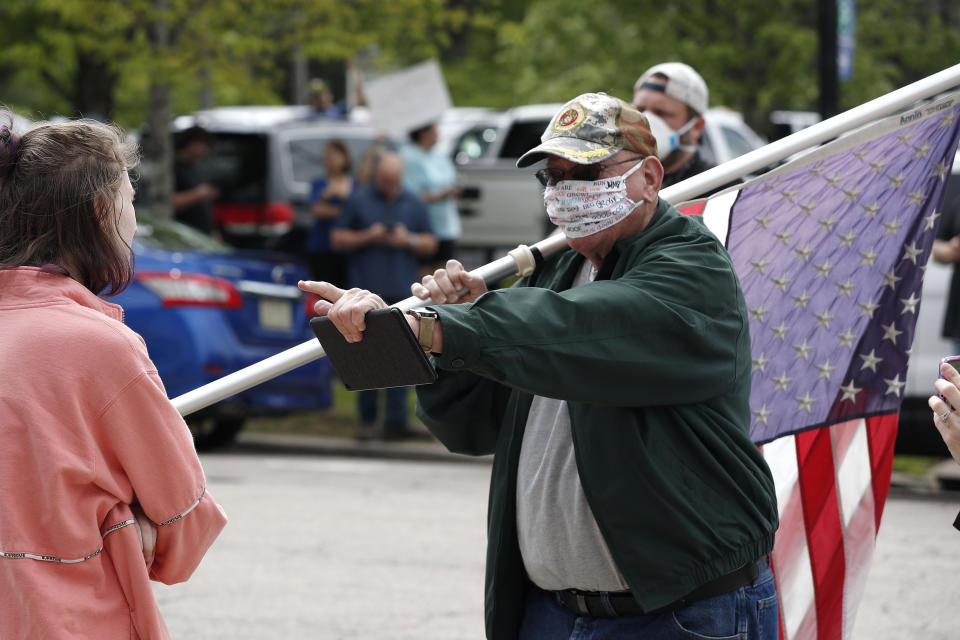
[[150, 431, 960, 639]]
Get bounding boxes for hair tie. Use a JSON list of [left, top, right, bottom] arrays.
[[0, 122, 21, 179]]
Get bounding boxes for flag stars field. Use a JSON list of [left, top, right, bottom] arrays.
[[771, 274, 792, 291], [900, 293, 920, 314], [835, 278, 856, 296], [858, 299, 880, 318], [880, 321, 903, 344], [901, 242, 924, 264], [883, 373, 905, 396], [687, 91, 960, 640], [837, 231, 857, 248], [859, 350, 883, 372], [858, 248, 879, 266], [837, 329, 857, 348], [933, 160, 950, 180], [839, 380, 861, 402], [718, 96, 959, 445]]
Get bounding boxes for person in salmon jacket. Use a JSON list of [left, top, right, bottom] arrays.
[[0, 114, 227, 640]]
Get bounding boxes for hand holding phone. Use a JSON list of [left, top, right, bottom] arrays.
[[938, 355, 960, 399]]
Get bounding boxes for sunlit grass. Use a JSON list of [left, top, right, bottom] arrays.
[[244, 380, 423, 438], [892, 455, 944, 478]]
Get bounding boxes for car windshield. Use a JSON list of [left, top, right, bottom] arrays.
[[498, 120, 551, 159], [205, 133, 268, 203], [134, 214, 232, 254], [286, 135, 375, 184]]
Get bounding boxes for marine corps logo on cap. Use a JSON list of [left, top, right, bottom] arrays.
[[552, 103, 586, 133]]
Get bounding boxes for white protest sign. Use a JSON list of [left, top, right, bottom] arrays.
[[364, 59, 452, 137]]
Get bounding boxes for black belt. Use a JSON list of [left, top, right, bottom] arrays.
[[553, 559, 762, 618]]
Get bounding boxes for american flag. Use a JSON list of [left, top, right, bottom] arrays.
[[680, 92, 960, 640]]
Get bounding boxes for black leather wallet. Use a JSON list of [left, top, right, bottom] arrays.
[[309, 308, 438, 391]]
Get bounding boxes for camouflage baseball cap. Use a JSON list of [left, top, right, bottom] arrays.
[[516, 93, 658, 168]]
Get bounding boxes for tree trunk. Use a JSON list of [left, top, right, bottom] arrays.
[[144, 1, 173, 219], [198, 67, 214, 110], [72, 50, 117, 120], [291, 44, 308, 105]]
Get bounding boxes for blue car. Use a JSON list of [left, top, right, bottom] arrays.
[[112, 214, 333, 449]]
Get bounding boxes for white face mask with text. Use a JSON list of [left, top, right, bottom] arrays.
[[543, 159, 646, 238]]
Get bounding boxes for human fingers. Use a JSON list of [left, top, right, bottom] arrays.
[[929, 390, 960, 461], [298, 280, 346, 302], [327, 288, 366, 342], [299, 281, 343, 316], [935, 374, 960, 409], [941, 361, 960, 387], [390, 225, 410, 248], [446, 260, 487, 301], [131, 505, 157, 569], [410, 279, 431, 300], [140, 519, 157, 569], [430, 268, 462, 303], [328, 289, 386, 342]]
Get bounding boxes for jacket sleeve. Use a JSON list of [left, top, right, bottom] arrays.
[[415, 368, 511, 456], [97, 371, 227, 585], [431, 235, 748, 408]]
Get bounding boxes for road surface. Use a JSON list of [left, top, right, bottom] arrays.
[[153, 451, 960, 639]]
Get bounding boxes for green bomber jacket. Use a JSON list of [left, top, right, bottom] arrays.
[[416, 198, 778, 639]]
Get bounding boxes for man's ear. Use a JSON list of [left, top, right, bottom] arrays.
[[638, 156, 664, 197]]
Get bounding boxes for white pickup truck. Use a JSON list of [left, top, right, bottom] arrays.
[[440, 104, 768, 264]]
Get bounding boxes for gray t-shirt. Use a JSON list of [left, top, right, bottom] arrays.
[[515, 260, 629, 592]]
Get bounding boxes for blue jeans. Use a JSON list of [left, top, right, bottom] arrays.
[[358, 386, 408, 430], [518, 560, 778, 640]]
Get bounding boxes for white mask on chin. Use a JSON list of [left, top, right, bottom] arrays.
[[543, 159, 646, 238]]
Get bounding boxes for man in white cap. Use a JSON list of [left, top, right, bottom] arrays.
[[299, 92, 779, 639], [633, 62, 719, 190]]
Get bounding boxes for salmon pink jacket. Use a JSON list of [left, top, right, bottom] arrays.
[[0, 267, 228, 639]]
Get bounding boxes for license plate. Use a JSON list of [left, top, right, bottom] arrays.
[[258, 298, 293, 331]]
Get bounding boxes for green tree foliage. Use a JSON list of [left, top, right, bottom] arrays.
[[448, 0, 959, 132], [0, 0, 475, 126], [1, 0, 958, 132]]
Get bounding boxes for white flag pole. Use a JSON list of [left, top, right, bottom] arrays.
[[172, 63, 960, 417], [172, 235, 568, 416]]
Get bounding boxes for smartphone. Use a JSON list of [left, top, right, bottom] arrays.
[[938, 355, 960, 398]]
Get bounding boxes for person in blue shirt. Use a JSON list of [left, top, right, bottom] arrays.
[[307, 78, 347, 119], [331, 151, 437, 440], [307, 140, 353, 287], [400, 122, 461, 276]]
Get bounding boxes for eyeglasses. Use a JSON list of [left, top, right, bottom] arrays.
[[534, 156, 645, 187]]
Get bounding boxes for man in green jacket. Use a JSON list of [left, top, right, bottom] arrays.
[[301, 93, 779, 639]]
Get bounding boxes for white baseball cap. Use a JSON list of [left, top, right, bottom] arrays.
[[634, 62, 708, 116]]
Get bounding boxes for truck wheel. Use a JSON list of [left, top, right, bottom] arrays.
[[187, 416, 246, 451]]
